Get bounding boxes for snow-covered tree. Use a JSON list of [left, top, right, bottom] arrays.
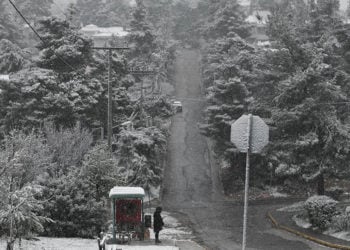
[[0, 39, 27, 74], [45, 123, 93, 177], [76, 0, 131, 26], [128, 0, 156, 59], [0, 1, 21, 43], [197, 0, 250, 40], [36, 17, 92, 73], [16, 0, 53, 23], [265, 0, 350, 194], [0, 130, 52, 249], [81, 144, 123, 201], [115, 127, 167, 189]]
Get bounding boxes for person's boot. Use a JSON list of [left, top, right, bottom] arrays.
[[156, 239, 162, 243]]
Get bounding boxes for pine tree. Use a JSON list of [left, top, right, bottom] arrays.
[[64, 3, 81, 28], [265, 0, 350, 194], [36, 17, 92, 73], [0, 39, 27, 74], [15, 0, 53, 23], [198, 0, 250, 40], [0, 1, 21, 43], [129, 0, 156, 59], [115, 127, 167, 189]]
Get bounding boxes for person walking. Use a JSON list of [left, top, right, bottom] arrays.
[[153, 206, 164, 244]]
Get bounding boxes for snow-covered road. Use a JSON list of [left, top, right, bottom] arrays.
[[161, 49, 332, 250]]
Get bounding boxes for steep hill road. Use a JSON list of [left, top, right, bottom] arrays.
[[162, 49, 331, 250]]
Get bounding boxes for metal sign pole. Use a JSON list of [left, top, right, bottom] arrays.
[[242, 114, 252, 250]]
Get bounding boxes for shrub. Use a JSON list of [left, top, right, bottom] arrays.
[[41, 174, 108, 238], [330, 213, 350, 232], [304, 195, 338, 230], [330, 206, 350, 232]]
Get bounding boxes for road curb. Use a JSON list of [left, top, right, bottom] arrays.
[[267, 212, 350, 250]]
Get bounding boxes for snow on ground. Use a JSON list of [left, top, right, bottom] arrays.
[[286, 204, 350, 242], [267, 187, 288, 198], [0, 237, 98, 250], [0, 211, 192, 250], [107, 246, 178, 250], [0, 237, 180, 250], [149, 211, 193, 240], [327, 231, 350, 242], [292, 215, 312, 229], [277, 201, 305, 212]]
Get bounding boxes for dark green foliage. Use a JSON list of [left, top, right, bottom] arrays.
[[200, 0, 350, 195], [76, 0, 131, 27], [41, 173, 108, 238], [36, 17, 92, 73], [265, 0, 350, 193], [45, 123, 93, 177], [0, 130, 53, 246], [81, 144, 121, 201], [116, 127, 167, 189], [0, 39, 27, 73], [200, 37, 254, 158], [16, 0, 53, 22], [143, 96, 173, 119], [0, 1, 22, 43], [197, 0, 251, 40], [128, 0, 157, 59], [304, 195, 338, 230]]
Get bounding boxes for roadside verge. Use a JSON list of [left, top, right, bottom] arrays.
[[267, 211, 350, 250]]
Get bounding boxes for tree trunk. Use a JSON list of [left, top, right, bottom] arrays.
[[6, 240, 14, 250], [317, 173, 325, 195]]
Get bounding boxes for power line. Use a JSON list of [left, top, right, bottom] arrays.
[[8, 0, 77, 72]]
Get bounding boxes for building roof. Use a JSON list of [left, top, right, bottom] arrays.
[[80, 24, 129, 38], [109, 186, 145, 199], [246, 10, 271, 25], [238, 0, 251, 6], [0, 75, 10, 82]]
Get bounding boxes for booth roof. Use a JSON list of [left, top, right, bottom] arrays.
[[109, 186, 145, 199]]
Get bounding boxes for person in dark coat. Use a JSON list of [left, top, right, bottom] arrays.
[[153, 206, 164, 243]]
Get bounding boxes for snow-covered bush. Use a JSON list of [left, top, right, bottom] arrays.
[[304, 195, 338, 230], [329, 206, 350, 232], [330, 213, 350, 232]]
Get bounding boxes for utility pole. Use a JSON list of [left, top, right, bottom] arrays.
[[128, 67, 155, 125], [92, 46, 129, 152]]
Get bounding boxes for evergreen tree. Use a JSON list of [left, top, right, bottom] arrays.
[[16, 0, 53, 23], [0, 1, 21, 43], [76, 0, 131, 26], [265, 0, 350, 194], [64, 3, 81, 28], [116, 127, 167, 189], [81, 144, 122, 201], [36, 17, 92, 73], [197, 0, 250, 40], [129, 0, 156, 59], [0, 39, 27, 74]]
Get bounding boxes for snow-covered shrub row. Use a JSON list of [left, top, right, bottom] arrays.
[[304, 195, 338, 230]]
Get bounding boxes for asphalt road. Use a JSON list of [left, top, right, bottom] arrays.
[[162, 49, 330, 250]]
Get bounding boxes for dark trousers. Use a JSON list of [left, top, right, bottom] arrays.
[[155, 230, 160, 241]]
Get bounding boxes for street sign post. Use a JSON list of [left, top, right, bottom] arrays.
[[231, 114, 269, 250]]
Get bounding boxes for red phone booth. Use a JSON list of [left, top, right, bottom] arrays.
[[108, 186, 145, 244]]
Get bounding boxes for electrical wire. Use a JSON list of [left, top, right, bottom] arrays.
[[7, 0, 78, 72]]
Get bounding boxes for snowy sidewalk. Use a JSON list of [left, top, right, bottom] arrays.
[[106, 244, 179, 250], [0, 211, 206, 250]]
